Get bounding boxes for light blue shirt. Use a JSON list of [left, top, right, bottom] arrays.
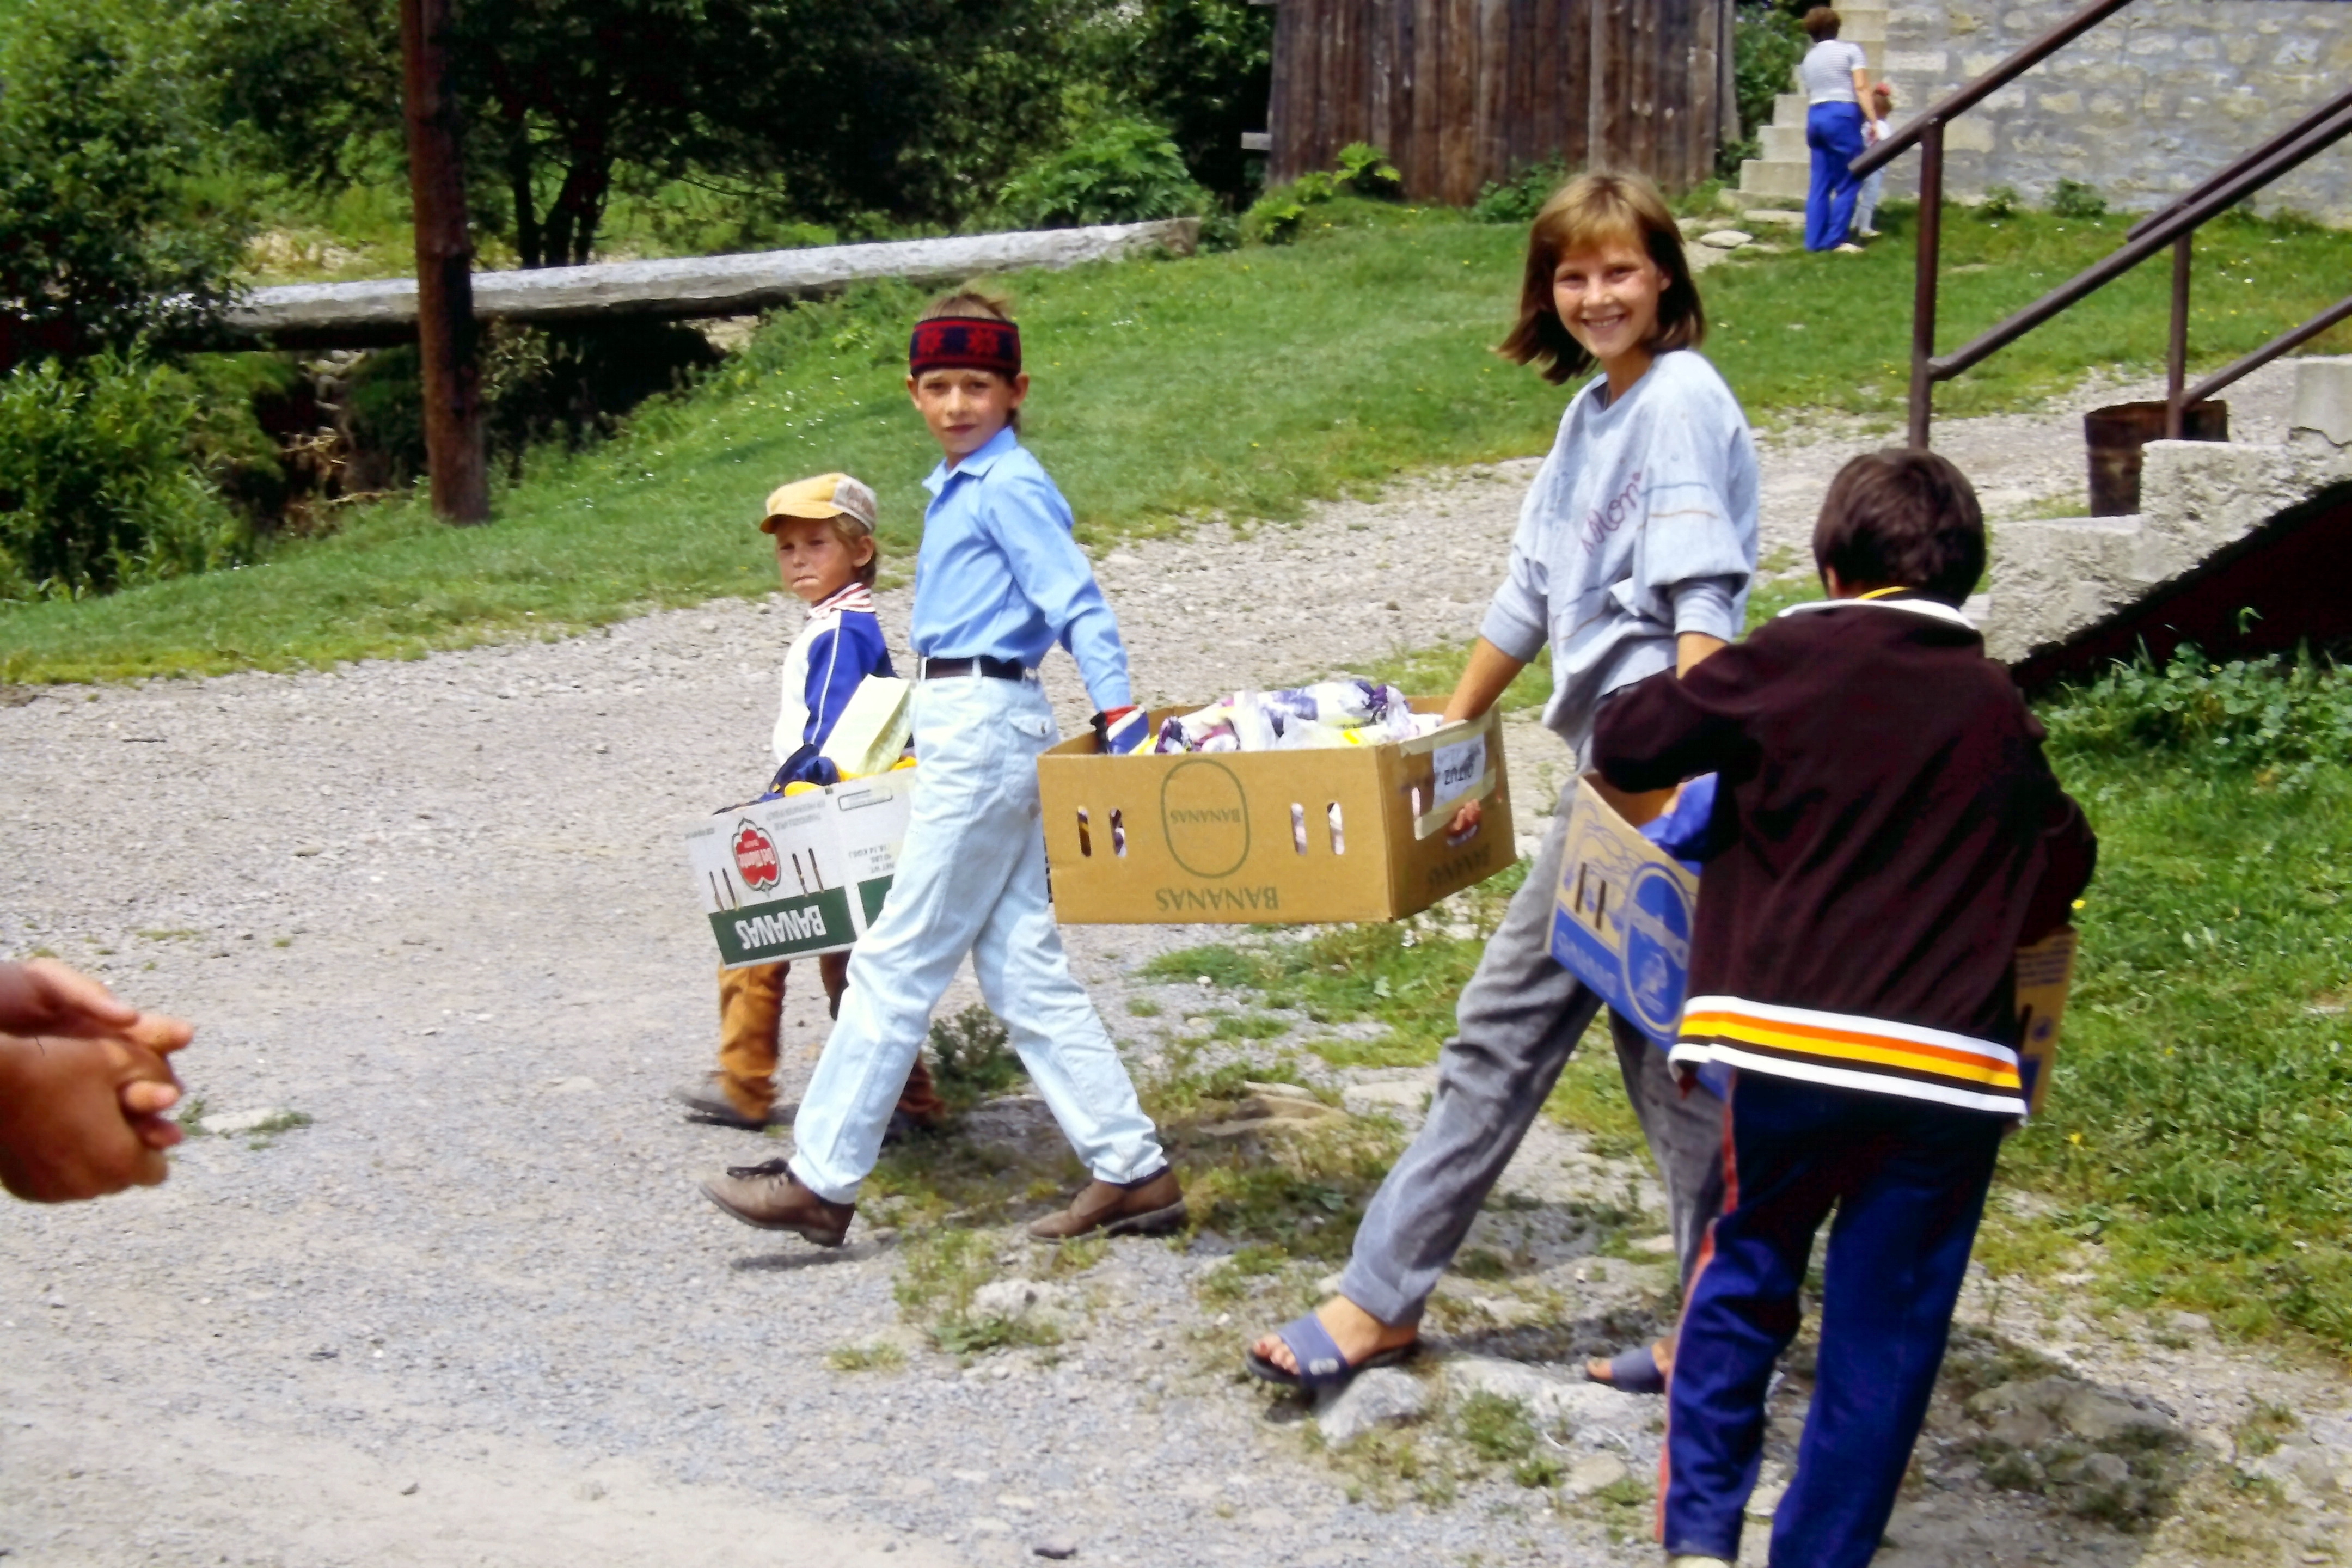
[[912, 425, 1133, 710]]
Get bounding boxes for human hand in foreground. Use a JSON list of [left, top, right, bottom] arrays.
[[0, 961, 193, 1200], [0, 1032, 185, 1200]]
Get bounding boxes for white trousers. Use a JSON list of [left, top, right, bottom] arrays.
[[787, 674, 1166, 1204]]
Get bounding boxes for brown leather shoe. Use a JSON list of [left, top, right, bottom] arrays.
[[698, 1157, 854, 1246], [1027, 1167, 1186, 1241]]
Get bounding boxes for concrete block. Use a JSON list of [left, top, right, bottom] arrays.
[[1982, 516, 2146, 663], [1762, 125, 1808, 163], [2291, 357, 2352, 448], [1775, 92, 1809, 125], [2136, 440, 2319, 583], [1739, 160, 1812, 201]]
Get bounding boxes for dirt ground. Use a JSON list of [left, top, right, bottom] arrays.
[[2, 360, 2340, 1568]]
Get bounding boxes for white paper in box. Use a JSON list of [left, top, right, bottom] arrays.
[[681, 771, 914, 966]]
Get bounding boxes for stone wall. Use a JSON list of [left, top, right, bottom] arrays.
[[1874, 1, 2352, 222]]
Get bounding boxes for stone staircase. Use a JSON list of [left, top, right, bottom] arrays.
[[1736, 0, 1890, 206], [1977, 358, 2352, 667]]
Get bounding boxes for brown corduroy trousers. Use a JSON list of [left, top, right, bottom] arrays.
[[714, 955, 945, 1125]]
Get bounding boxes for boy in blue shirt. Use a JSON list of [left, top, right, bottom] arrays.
[[671, 473, 944, 1134], [700, 294, 1181, 1247]]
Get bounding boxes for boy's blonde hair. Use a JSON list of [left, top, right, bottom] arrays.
[[914, 289, 1021, 432], [1498, 171, 1707, 386]]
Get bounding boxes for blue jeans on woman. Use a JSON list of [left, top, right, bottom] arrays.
[[1805, 101, 1867, 252]]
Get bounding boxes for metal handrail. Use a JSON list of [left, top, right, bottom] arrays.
[[2184, 295, 2352, 409], [1850, 0, 2135, 181], [2127, 82, 2352, 242], [1929, 97, 2352, 384], [1855, 0, 2352, 447]]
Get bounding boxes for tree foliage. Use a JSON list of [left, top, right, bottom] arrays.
[[1120, 0, 1274, 201], [997, 118, 1207, 230], [201, 0, 1119, 267], [0, 0, 244, 352], [0, 355, 243, 599]]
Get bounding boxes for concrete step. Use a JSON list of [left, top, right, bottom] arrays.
[[1981, 358, 2352, 664], [1739, 159, 1811, 200], [1762, 124, 1807, 163]]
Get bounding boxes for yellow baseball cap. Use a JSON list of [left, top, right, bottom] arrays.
[[759, 472, 878, 535]]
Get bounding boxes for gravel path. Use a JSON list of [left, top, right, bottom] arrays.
[[0, 362, 2333, 1568]]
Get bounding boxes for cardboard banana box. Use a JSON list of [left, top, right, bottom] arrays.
[[1037, 699, 1513, 924]]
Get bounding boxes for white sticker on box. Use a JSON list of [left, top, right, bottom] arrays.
[[1433, 734, 1487, 806]]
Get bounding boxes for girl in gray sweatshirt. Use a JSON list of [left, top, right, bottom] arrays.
[[1248, 170, 1759, 1401]]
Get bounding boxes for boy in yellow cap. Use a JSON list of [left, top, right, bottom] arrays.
[[671, 473, 945, 1133]]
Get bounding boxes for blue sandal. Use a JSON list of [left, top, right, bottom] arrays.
[[1584, 1340, 1670, 1395], [1244, 1312, 1419, 1392]]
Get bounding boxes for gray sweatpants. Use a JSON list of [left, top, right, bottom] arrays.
[[1338, 780, 1728, 1327]]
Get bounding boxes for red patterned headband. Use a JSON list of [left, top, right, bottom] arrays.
[[909, 316, 1022, 379]]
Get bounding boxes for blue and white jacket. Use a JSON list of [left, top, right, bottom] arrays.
[[770, 583, 895, 787]]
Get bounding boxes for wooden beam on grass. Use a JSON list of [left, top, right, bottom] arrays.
[[203, 221, 1203, 352]]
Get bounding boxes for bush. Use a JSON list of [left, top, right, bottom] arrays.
[[2041, 648, 2352, 787], [2048, 177, 2109, 220], [0, 0, 242, 353], [1472, 157, 1571, 225], [1241, 144, 1404, 243], [997, 117, 1210, 230], [1118, 0, 1276, 201], [926, 1004, 1027, 1113], [1979, 184, 2022, 220], [1724, 1, 1808, 176], [1334, 142, 1403, 200], [0, 356, 244, 600]]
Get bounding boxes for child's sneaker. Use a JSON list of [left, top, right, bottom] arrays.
[[669, 1076, 776, 1131]]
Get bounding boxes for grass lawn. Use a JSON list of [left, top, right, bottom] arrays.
[[4, 202, 2347, 683]]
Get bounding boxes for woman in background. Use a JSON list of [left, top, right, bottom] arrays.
[[1799, 8, 1879, 253]]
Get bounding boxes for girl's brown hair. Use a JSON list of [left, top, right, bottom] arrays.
[[1802, 7, 1842, 40], [1497, 171, 1706, 386], [914, 287, 1021, 431]]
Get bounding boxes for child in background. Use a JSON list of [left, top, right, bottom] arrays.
[[1854, 81, 1895, 239], [671, 473, 944, 1135], [1247, 171, 1757, 1396], [699, 292, 1181, 1247], [1591, 450, 2096, 1568]]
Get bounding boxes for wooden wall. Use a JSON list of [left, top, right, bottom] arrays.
[[1267, 0, 1733, 205]]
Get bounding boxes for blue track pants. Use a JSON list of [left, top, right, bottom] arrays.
[[1661, 1071, 2004, 1567], [1805, 102, 1868, 252]]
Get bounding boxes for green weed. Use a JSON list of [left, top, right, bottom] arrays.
[[1125, 996, 1162, 1018], [1454, 1390, 1540, 1465], [891, 1224, 1059, 1357], [926, 1004, 1027, 1114], [824, 1342, 906, 1373], [1141, 863, 1526, 1068]]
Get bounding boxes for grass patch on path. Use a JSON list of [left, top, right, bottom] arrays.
[[4, 205, 2345, 683]]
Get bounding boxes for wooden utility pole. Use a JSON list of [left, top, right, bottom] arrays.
[[400, 0, 489, 523]]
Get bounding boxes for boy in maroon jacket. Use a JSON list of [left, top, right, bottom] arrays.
[[1590, 450, 2096, 1568]]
